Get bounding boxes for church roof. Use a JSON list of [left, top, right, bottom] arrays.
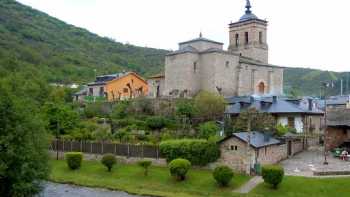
[[179, 37, 223, 46]]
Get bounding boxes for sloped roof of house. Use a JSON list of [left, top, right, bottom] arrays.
[[225, 96, 324, 115], [87, 72, 147, 86], [179, 37, 223, 46], [219, 131, 281, 149]]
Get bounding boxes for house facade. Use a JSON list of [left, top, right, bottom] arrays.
[[225, 96, 324, 135], [218, 131, 304, 174], [75, 72, 148, 102], [325, 109, 350, 151]]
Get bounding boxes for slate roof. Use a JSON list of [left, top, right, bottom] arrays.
[[225, 96, 324, 115], [220, 131, 281, 149], [87, 72, 130, 86]]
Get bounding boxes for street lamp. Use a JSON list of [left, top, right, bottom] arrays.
[[322, 81, 334, 165]]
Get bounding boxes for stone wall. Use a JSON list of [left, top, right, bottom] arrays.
[[257, 144, 287, 165], [325, 126, 350, 151]]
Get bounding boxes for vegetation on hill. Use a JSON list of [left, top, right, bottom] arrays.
[[0, 0, 168, 84]]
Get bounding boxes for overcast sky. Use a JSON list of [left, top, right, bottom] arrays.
[[17, 0, 350, 72]]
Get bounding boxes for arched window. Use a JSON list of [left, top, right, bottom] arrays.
[[258, 82, 265, 94]]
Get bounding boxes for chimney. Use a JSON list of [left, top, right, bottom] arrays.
[[308, 98, 313, 111], [272, 96, 277, 103]]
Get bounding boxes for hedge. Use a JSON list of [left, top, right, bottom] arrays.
[[213, 166, 234, 187], [169, 158, 191, 181], [160, 139, 220, 166]]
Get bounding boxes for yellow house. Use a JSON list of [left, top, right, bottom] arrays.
[[86, 72, 148, 101]]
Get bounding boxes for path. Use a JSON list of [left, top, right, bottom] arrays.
[[38, 182, 144, 197], [234, 176, 263, 194]]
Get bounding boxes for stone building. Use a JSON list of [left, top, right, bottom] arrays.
[[149, 0, 284, 98], [218, 131, 305, 174], [325, 109, 350, 151]]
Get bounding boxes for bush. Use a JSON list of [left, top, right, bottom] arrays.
[[198, 121, 220, 139], [160, 139, 220, 166], [101, 154, 117, 172], [65, 152, 83, 170], [137, 160, 152, 176], [261, 165, 284, 189], [213, 166, 234, 186], [169, 159, 191, 181]]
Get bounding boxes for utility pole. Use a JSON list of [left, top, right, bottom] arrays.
[[246, 113, 252, 175], [341, 79, 343, 96], [56, 121, 59, 160]]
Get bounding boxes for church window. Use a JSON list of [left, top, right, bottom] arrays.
[[259, 32, 263, 44], [193, 62, 197, 73], [245, 32, 249, 44], [225, 61, 230, 68], [235, 33, 239, 46]]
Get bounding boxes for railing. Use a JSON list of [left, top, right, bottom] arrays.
[[50, 140, 162, 159]]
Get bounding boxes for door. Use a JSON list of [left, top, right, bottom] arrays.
[[288, 141, 292, 156]]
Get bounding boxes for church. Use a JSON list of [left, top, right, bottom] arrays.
[[148, 0, 284, 98]]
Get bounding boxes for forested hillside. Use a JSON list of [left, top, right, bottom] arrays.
[[0, 0, 349, 96], [0, 0, 168, 83]]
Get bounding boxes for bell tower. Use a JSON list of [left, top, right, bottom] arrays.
[[228, 0, 268, 63]]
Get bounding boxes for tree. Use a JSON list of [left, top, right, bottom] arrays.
[[175, 99, 197, 120], [194, 91, 226, 121], [146, 116, 167, 133], [198, 121, 220, 139], [43, 102, 80, 135], [0, 84, 49, 196], [233, 108, 276, 133]]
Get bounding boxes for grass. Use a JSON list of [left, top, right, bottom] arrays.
[[251, 176, 350, 197], [49, 159, 250, 197]]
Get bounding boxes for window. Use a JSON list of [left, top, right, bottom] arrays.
[[99, 87, 104, 96], [245, 32, 249, 44], [123, 88, 128, 93], [225, 61, 230, 68], [288, 117, 295, 128], [235, 33, 239, 46], [259, 31, 263, 44], [193, 62, 197, 73], [230, 145, 238, 151]]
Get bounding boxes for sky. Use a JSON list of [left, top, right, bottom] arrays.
[[17, 0, 350, 72]]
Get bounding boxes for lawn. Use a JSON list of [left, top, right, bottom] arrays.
[[251, 176, 350, 197], [49, 159, 250, 197]]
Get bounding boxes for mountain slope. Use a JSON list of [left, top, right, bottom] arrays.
[[0, 0, 349, 96], [0, 0, 168, 83]]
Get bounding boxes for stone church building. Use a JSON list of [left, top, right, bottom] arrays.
[[148, 0, 284, 98]]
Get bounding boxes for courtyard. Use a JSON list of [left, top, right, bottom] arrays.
[[281, 146, 350, 177]]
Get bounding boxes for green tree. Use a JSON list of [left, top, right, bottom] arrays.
[[233, 108, 276, 133], [0, 84, 49, 196], [198, 121, 220, 139], [43, 102, 80, 135], [194, 91, 226, 121]]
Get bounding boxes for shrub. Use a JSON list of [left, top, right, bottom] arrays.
[[160, 139, 220, 166], [198, 121, 220, 139], [261, 165, 284, 189], [101, 154, 117, 172], [65, 152, 83, 170], [213, 166, 234, 187], [169, 159, 191, 181], [137, 160, 152, 176]]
